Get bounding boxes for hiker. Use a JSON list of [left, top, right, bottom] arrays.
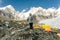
[[27, 13, 33, 31]]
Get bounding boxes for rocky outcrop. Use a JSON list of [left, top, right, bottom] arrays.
[[0, 21, 60, 40]]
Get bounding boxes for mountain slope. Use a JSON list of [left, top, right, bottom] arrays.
[[0, 5, 20, 21]]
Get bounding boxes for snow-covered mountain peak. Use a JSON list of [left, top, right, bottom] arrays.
[[0, 5, 15, 11], [6, 5, 15, 11], [6, 5, 12, 8], [0, 5, 20, 21]]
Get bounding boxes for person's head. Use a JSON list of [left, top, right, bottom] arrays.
[[29, 13, 32, 16]]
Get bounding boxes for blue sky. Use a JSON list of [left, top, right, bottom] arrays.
[[0, 0, 60, 11]]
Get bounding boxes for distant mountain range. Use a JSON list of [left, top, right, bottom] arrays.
[[0, 5, 60, 21]]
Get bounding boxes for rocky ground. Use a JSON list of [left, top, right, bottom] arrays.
[[0, 21, 60, 40]]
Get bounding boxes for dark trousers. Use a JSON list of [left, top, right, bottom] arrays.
[[29, 23, 33, 30]]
